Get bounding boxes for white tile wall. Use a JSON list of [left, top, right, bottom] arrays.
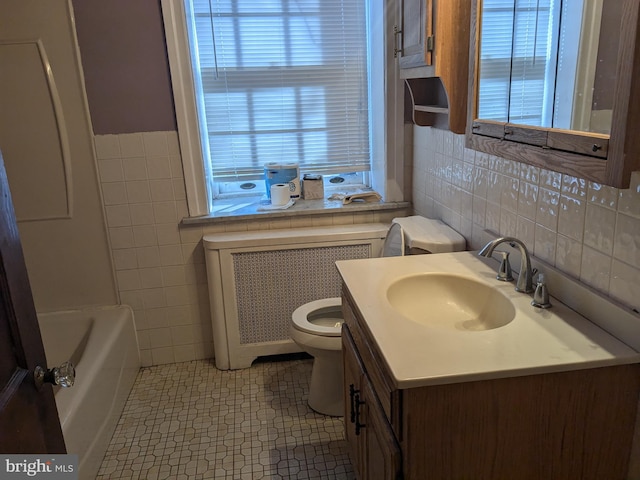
[[412, 126, 640, 314], [95, 132, 211, 366], [95, 132, 407, 366]]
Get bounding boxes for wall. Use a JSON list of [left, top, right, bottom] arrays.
[[71, 2, 410, 365], [94, 132, 406, 366], [412, 126, 640, 313], [71, 0, 176, 134]]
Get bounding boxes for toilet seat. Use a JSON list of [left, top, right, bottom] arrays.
[[381, 223, 405, 256], [291, 297, 343, 337]]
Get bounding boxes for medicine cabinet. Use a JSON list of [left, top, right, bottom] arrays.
[[466, 0, 640, 188]]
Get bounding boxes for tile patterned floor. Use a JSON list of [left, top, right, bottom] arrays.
[[97, 356, 355, 479]]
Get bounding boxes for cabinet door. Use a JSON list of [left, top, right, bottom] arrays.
[[361, 379, 402, 480], [398, 0, 433, 68], [343, 325, 402, 480], [343, 326, 365, 478]]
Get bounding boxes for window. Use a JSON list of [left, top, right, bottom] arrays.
[[174, 0, 373, 207], [163, 0, 402, 216]]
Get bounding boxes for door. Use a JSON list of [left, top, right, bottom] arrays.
[[398, 0, 433, 68], [343, 326, 364, 477], [0, 151, 66, 452], [361, 380, 402, 480], [343, 325, 403, 480]]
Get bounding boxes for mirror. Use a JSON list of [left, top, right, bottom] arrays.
[[466, 0, 640, 189], [476, 0, 620, 135]]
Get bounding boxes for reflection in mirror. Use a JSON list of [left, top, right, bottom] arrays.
[[476, 0, 620, 134]]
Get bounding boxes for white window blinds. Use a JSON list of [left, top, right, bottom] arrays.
[[478, 0, 561, 126], [184, 0, 371, 183]]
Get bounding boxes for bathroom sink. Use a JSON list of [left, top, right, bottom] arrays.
[[337, 250, 640, 389], [386, 273, 516, 331]]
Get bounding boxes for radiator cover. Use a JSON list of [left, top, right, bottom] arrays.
[[204, 224, 387, 369], [233, 244, 371, 344]]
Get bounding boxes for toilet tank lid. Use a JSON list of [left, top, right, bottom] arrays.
[[392, 216, 466, 253]]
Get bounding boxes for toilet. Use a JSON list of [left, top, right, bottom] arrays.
[[290, 216, 466, 416]]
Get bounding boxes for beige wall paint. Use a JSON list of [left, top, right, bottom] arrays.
[[71, 0, 176, 134], [0, 0, 117, 311]]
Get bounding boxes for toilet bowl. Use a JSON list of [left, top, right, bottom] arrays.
[[290, 216, 466, 416], [290, 297, 343, 416]]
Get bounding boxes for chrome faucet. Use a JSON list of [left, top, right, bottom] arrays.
[[478, 237, 535, 293]]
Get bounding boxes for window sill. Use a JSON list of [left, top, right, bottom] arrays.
[[180, 197, 411, 226]]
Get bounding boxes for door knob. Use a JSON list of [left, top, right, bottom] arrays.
[[34, 361, 75, 388]]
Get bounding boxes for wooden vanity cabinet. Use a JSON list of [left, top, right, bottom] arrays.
[[341, 286, 640, 480]]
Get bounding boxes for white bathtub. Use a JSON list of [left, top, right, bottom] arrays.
[[38, 305, 140, 480]]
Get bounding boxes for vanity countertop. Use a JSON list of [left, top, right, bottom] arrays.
[[336, 251, 640, 389]]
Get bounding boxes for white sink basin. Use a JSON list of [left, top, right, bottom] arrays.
[[386, 273, 516, 331]]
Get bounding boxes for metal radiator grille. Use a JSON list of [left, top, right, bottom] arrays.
[[232, 244, 371, 344]]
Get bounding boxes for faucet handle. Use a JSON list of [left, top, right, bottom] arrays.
[[531, 273, 552, 309], [496, 251, 514, 282]]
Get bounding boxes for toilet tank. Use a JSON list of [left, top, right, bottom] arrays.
[[203, 223, 388, 370], [392, 216, 466, 254]]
